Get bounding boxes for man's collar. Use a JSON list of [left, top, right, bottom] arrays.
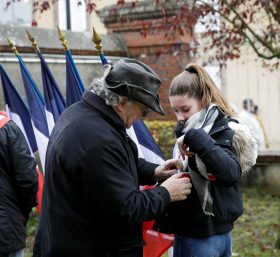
[[82, 89, 126, 133]]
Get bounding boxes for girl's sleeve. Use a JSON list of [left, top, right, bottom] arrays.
[[184, 128, 242, 187]]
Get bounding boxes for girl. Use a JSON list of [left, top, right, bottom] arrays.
[[153, 63, 257, 257]]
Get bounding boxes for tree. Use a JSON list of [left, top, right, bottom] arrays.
[[137, 0, 280, 69], [5, 0, 280, 69]]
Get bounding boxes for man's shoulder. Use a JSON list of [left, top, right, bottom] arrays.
[[49, 107, 123, 157], [57, 111, 118, 140]]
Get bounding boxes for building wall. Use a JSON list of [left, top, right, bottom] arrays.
[[138, 53, 190, 120], [0, 55, 121, 111], [98, 1, 193, 120], [32, 0, 144, 33], [227, 47, 280, 148], [31, 0, 123, 33], [239, 161, 280, 195], [34, 2, 55, 29], [0, 0, 31, 27], [34, 0, 89, 31], [0, 24, 127, 112], [90, 0, 144, 34]]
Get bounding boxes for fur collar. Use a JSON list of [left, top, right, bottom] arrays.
[[229, 121, 258, 174]]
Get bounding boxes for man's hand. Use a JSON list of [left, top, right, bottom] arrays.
[[177, 135, 195, 161], [154, 159, 183, 181], [161, 173, 192, 202]]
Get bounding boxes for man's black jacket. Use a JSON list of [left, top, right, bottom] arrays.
[[0, 120, 38, 254], [153, 114, 244, 237], [33, 90, 170, 257]]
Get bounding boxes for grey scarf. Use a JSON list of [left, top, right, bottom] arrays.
[[182, 103, 222, 216]]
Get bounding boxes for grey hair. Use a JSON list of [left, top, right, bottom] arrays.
[[89, 77, 134, 106]]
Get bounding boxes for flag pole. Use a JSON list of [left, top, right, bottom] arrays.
[[2, 37, 44, 212], [57, 25, 85, 107], [92, 27, 108, 65], [5, 34, 18, 56], [92, 27, 103, 54], [5, 34, 49, 176], [25, 28, 40, 52], [57, 24, 85, 90], [25, 28, 66, 128], [57, 25, 70, 51], [5, 34, 44, 103]]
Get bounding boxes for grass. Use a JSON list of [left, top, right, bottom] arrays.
[[231, 188, 279, 257], [24, 189, 279, 257], [162, 188, 279, 257], [25, 208, 39, 257]]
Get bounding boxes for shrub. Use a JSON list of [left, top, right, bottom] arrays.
[[143, 120, 178, 160]]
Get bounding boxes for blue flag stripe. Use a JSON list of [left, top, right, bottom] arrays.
[[65, 51, 85, 107], [0, 62, 38, 152], [100, 54, 108, 65], [18, 56, 44, 103], [66, 51, 85, 91], [133, 119, 165, 160], [17, 56, 49, 138], [37, 51, 66, 122]]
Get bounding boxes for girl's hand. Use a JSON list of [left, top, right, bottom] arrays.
[[177, 135, 195, 161], [154, 159, 183, 180]]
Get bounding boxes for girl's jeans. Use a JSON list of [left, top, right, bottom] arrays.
[[173, 232, 232, 257]]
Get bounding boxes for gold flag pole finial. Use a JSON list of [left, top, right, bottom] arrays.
[[25, 28, 40, 51], [5, 34, 18, 56], [57, 25, 69, 51], [92, 27, 103, 55]]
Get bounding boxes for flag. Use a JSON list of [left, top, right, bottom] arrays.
[[100, 54, 108, 66], [132, 119, 165, 164], [17, 55, 49, 175], [0, 62, 43, 213], [65, 50, 85, 107], [37, 51, 66, 134], [127, 121, 174, 257], [142, 212, 174, 257]]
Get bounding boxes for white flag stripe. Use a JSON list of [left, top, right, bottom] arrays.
[[5, 104, 12, 120], [139, 145, 165, 165], [127, 127, 165, 165], [127, 126, 165, 191], [45, 109, 55, 136], [126, 127, 144, 158], [32, 120, 49, 174], [5, 104, 34, 156]]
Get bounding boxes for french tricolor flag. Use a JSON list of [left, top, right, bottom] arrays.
[[128, 119, 165, 165], [0, 62, 37, 153], [0, 61, 43, 213], [17, 55, 49, 175], [65, 50, 85, 107], [37, 51, 66, 134]]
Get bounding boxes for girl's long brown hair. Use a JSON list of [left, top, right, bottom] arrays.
[[169, 63, 235, 117]]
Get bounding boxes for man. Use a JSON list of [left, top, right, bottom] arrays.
[[33, 58, 192, 257], [239, 98, 267, 150], [0, 115, 38, 257]]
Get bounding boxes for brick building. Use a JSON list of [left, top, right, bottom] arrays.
[[98, 1, 194, 120]]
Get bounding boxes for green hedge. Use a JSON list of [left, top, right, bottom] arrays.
[[143, 120, 178, 160]]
